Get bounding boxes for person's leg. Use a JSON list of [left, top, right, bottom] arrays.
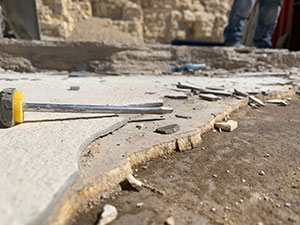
[[254, 0, 283, 48], [224, 0, 256, 46]]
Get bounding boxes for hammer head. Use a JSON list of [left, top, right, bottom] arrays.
[[0, 88, 15, 128]]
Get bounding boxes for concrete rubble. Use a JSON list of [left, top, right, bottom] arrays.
[[214, 120, 238, 132], [97, 204, 118, 225], [0, 40, 299, 225]]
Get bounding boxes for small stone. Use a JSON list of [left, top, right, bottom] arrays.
[[242, 179, 246, 183], [275, 203, 281, 208], [257, 222, 264, 225], [199, 93, 221, 101], [136, 203, 144, 208], [226, 170, 230, 173], [284, 202, 291, 208], [259, 171, 265, 176], [214, 120, 238, 132], [97, 204, 118, 225], [211, 207, 216, 212], [201, 147, 205, 150], [240, 199, 244, 203], [136, 124, 143, 129], [264, 154, 270, 158], [164, 216, 175, 225], [212, 174, 218, 178], [155, 124, 180, 135], [68, 86, 80, 91]]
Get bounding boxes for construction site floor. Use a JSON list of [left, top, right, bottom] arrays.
[[0, 42, 299, 225], [71, 99, 300, 225]]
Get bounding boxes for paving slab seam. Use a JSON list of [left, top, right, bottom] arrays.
[[46, 90, 296, 225]]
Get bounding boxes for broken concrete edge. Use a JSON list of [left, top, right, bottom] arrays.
[[31, 118, 128, 225], [1, 39, 300, 73], [44, 90, 295, 225]]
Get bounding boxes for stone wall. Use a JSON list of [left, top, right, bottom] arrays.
[[37, 0, 233, 43]]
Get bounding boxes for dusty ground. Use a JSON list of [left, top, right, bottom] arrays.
[[70, 98, 300, 225]]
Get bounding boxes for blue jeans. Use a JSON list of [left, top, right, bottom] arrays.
[[224, 0, 283, 48]]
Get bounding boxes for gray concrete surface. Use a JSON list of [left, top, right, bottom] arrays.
[[0, 70, 296, 225]]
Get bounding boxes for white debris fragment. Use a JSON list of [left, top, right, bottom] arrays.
[[136, 202, 144, 208], [264, 99, 288, 106], [249, 96, 265, 107], [126, 174, 143, 187], [98, 204, 118, 225], [165, 216, 175, 225], [199, 93, 221, 101], [249, 102, 259, 109], [214, 120, 238, 132], [234, 89, 249, 97]]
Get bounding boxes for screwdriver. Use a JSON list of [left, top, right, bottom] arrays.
[[0, 88, 173, 128]]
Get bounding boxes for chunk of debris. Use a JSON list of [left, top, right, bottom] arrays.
[[234, 89, 249, 97], [200, 89, 232, 97], [126, 174, 142, 187], [136, 203, 144, 208], [164, 93, 188, 99], [206, 86, 225, 91], [175, 114, 192, 119], [126, 174, 165, 196], [177, 81, 202, 90], [164, 216, 175, 225], [245, 89, 262, 95], [249, 96, 265, 107], [249, 102, 259, 109], [136, 124, 143, 129], [264, 99, 288, 106], [68, 86, 80, 91], [200, 93, 221, 101], [214, 120, 238, 132], [258, 171, 265, 176], [235, 95, 245, 100], [97, 204, 118, 225], [155, 124, 180, 134]]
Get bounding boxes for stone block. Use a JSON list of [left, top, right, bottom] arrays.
[[214, 120, 238, 132]]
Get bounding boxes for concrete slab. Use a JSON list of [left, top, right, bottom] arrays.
[[0, 71, 295, 225]]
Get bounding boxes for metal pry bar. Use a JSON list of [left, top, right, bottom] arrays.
[[23, 103, 173, 114]]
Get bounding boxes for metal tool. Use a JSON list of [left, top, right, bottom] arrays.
[[0, 88, 173, 128]]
